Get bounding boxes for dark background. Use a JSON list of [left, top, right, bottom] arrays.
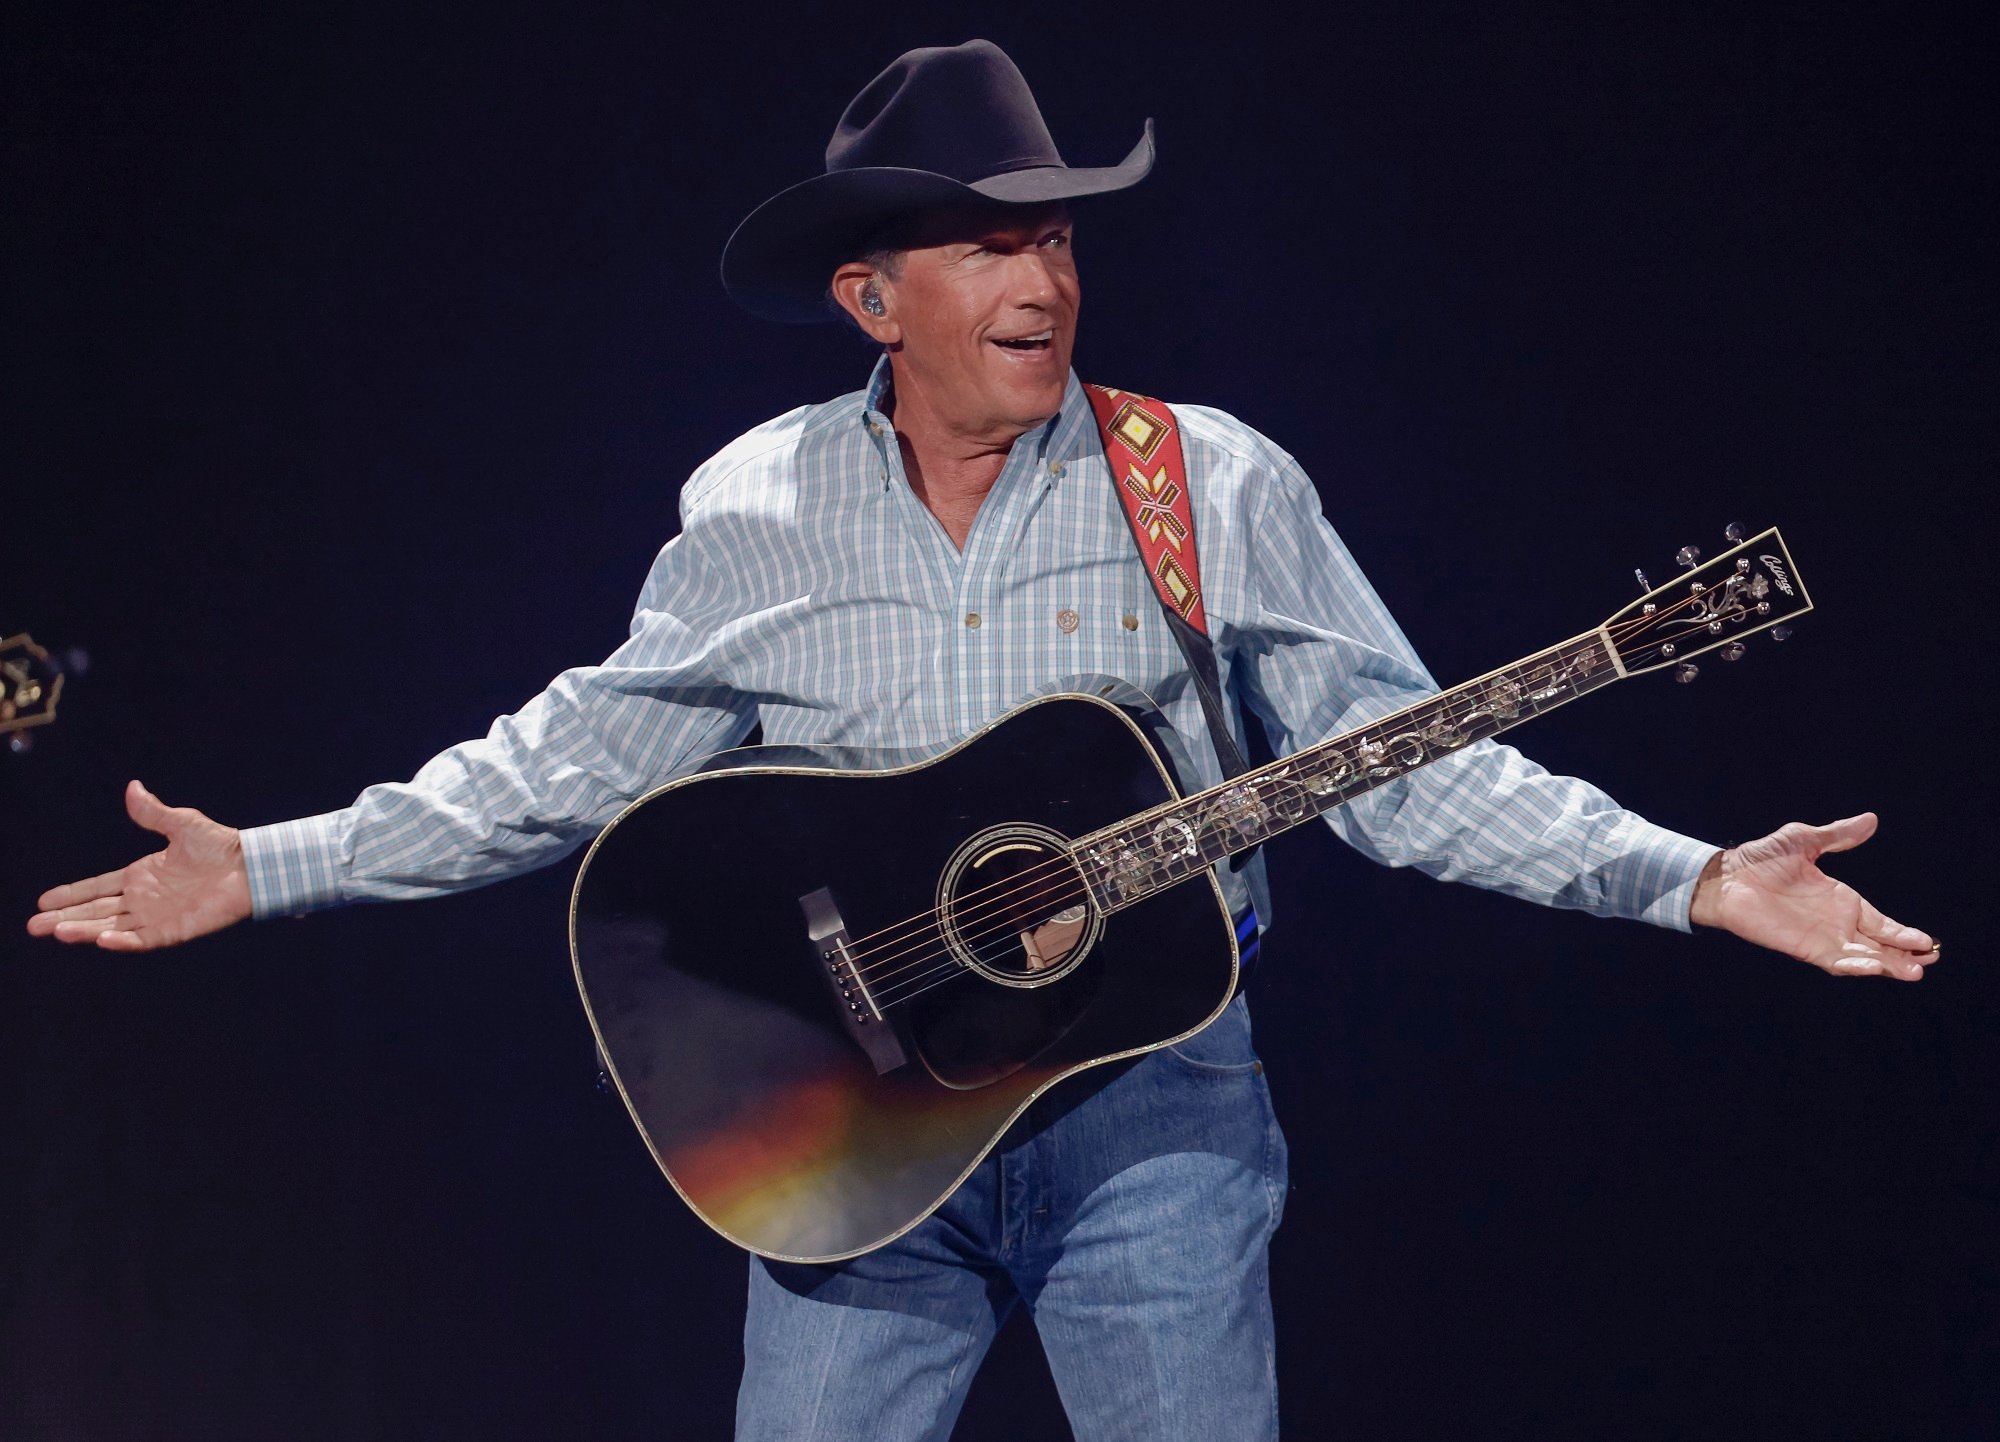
[[3, 2, 1992, 1438]]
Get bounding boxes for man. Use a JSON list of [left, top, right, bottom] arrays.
[[30, 40, 1936, 1441]]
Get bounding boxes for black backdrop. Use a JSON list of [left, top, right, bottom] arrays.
[[4, 3, 1992, 1439]]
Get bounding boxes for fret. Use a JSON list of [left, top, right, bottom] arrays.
[[1079, 631, 1625, 912]]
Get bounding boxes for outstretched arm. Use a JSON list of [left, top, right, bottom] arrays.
[[27, 502, 760, 942], [28, 780, 249, 951], [1219, 431, 1938, 971], [1690, 812, 1938, 980]]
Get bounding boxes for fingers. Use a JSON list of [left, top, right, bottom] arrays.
[[27, 782, 174, 932], [1811, 813, 1878, 855], [34, 866, 132, 916], [29, 884, 147, 949], [1855, 900, 1940, 980], [36, 912, 149, 949], [1823, 948, 1909, 980], [1821, 939, 1932, 982], [1870, 948, 1929, 982], [51, 914, 126, 941], [31, 897, 126, 932], [1795, 887, 1939, 983], [1858, 904, 1936, 958]]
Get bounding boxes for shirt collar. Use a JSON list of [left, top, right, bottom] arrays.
[[860, 356, 1096, 488], [863, 353, 895, 421]]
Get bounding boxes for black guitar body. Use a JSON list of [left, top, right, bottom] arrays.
[[571, 680, 1239, 1262]]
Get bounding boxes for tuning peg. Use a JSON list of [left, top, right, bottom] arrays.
[[1770, 625, 1792, 642], [1634, 568, 1652, 594], [1724, 522, 1746, 545], [1721, 642, 1746, 661], [1675, 662, 1699, 683], [1676, 545, 1701, 568]]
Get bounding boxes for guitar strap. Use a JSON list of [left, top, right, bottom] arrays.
[[1084, 383, 1251, 785]]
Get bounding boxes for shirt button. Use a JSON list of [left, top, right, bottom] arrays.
[[1121, 613, 1139, 631], [1048, 460, 1066, 478], [1056, 608, 1079, 634], [965, 612, 982, 629], [879, 468, 888, 481]]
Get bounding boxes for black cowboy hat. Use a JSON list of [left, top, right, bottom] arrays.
[[721, 39, 1154, 324]]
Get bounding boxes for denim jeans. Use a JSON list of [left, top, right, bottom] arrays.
[[735, 995, 1289, 1441]]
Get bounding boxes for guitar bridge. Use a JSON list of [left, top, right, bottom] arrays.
[[799, 887, 911, 1075]]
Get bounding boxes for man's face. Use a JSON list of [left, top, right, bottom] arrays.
[[880, 204, 1078, 441]]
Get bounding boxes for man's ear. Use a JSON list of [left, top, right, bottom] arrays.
[[830, 263, 900, 344]]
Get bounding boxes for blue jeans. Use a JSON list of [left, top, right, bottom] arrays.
[[736, 995, 1289, 1441]]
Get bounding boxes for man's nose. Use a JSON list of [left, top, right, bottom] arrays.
[[1003, 249, 1063, 306]]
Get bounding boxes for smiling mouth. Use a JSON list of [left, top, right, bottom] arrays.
[[991, 329, 1055, 352]]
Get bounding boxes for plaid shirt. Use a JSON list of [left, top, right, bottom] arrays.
[[243, 361, 1714, 933]]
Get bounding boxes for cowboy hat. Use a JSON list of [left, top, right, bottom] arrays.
[[721, 39, 1154, 323]]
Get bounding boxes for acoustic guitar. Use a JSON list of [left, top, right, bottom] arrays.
[[571, 527, 1809, 1262]]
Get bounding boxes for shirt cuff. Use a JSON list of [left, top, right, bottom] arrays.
[[1619, 822, 1723, 933], [241, 811, 351, 919]]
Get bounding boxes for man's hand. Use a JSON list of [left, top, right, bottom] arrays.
[[27, 780, 251, 951], [1689, 813, 1938, 980]]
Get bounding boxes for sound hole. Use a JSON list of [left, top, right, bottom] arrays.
[[936, 824, 1102, 987]]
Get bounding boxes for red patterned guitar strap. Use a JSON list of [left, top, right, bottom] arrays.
[[1084, 383, 1251, 788], [1084, 384, 1209, 632]]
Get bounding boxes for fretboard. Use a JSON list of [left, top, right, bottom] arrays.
[[1074, 629, 1626, 912]]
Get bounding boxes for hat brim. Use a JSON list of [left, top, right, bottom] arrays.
[[721, 120, 1155, 324]]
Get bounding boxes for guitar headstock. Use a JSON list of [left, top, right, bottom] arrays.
[[2, 633, 68, 749], [1600, 526, 1811, 679]]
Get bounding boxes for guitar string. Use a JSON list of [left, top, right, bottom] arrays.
[[839, 634, 1592, 980], [828, 587, 1730, 994], [846, 648, 1597, 992], [852, 649, 1702, 1005], [838, 593, 1732, 996], [837, 594, 1719, 973], [858, 604, 1751, 1013], [838, 595, 1735, 1000], [860, 653, 1586, 1010], [866, 646, 1640, 1012], [862, 604, 1774, 1014], [844, 599, 1717, 983]]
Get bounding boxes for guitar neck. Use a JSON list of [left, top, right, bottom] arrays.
[[1075, 627, 1627, 912]]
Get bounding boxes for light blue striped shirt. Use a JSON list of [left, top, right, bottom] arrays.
[[242, 361, 1715, 933]]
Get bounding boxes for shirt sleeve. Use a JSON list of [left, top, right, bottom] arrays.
[[239, 513, 759, 918], [1227, 445, 1718, 932]]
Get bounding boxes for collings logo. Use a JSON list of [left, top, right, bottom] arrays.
[[1758, 555, 1795, 596]]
